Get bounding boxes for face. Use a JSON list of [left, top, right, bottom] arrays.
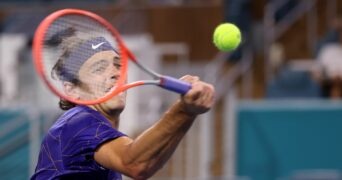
[[76, 50, 126, 111]]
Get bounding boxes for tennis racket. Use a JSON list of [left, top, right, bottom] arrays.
[[32, 9, 191, 105]]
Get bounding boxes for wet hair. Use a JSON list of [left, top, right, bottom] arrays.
[[46, 27, 82, 110]]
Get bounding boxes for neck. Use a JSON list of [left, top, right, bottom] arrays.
[[103, 110, 121, 128], [89, 105, 123, 128]]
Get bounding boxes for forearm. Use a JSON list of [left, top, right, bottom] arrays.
[[95, 75, 214, 179], [123, 100, 196, 175]]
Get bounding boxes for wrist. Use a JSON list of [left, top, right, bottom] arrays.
[[170, 100, 198, 119]]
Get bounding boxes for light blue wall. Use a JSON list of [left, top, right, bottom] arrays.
[[236, 100, 342, 180]]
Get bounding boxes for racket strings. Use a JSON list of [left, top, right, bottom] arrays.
[[41, 14, 122, 102]]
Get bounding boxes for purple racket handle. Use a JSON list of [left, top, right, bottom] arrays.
[[159, 76, 191, 95]]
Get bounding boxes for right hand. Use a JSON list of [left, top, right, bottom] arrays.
[[179, 75, 215, 116]]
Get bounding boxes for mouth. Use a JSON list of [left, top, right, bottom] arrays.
[[104, 82, 120, 93], [104, 86, 114, 93], [104, 75, 119, 93]]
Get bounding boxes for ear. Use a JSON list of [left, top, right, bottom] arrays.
[[63, 82, 80, 99]]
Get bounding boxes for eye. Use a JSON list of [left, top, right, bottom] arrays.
[[113, 62, 121, 69], [92, 66, 105, 74], [113, 56, 121, 69], [91, 60, 109, 74]]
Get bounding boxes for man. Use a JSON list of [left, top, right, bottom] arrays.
[[31, 28, 215, 180]]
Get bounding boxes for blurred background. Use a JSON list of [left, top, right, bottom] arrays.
[[1, 0, 342, 179]]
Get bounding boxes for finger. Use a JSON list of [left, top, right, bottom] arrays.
[[180, 82, 215, 115], [203, 90, 215, 108], [198, 86, 213, 106], [197, 83, 215, 106], [180, 75, 200, 84], [184, 86, 202, 102], [187, 82, 209, 103]]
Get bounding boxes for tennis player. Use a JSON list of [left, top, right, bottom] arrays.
[[31, 28, 215, 180]]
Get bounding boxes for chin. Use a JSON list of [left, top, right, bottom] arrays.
[[104, 97, 126, 111]]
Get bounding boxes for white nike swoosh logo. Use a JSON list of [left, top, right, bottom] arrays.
[[91, 42, 105, 49]]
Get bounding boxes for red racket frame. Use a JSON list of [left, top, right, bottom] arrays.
[[33, 9, 145, 105]]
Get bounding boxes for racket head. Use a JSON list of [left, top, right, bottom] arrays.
[[33, 9, 129, 105]]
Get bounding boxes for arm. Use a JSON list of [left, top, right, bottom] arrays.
[[94, 75, 215, 179]]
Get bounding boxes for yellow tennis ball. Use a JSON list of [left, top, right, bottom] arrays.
[[213, 23, 241, 52]]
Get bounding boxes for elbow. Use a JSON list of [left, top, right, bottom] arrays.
[[130, 171, 153, 180]]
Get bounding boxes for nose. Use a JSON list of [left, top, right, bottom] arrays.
[[105, 60, 121, 82]]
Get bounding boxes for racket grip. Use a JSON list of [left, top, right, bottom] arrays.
[[160, 76, 191, 95]]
